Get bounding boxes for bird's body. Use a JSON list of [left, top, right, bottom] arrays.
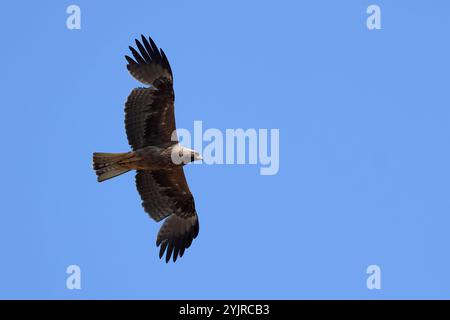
[[94, 144, 193, 173], [93, 35, 202, 263]]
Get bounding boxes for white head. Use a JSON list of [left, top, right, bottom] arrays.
[[171, 145, 202, 165]]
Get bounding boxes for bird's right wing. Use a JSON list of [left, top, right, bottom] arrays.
[[125, 35, 172, 85], [124, 35, 177, 150]]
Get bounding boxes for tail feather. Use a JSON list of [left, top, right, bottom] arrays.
[[93, 152, 132, 182]]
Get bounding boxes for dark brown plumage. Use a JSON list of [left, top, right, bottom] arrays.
[[93, 35, 201, 263]]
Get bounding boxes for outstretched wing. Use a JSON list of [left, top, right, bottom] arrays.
[[125, 34, 172, 85], [135, 168, 199, 262], [124, 35, 176, 150]]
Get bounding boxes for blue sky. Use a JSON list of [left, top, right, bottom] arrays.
[[0, 1, 449, 299]]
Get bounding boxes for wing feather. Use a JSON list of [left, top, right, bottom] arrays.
[[135, 168, 199, 263], [125, 35, 173, 85], [124, 35, 176, 149]]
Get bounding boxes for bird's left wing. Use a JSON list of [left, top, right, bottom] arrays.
[[135, 168, 199, 262]]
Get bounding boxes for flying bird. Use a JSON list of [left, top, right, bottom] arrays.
[[93, 35, 202, 263]]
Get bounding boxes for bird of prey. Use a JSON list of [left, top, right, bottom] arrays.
[[92, 35, 202, 263]]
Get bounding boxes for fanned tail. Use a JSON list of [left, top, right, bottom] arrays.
[[93, 152, 133, 182]]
